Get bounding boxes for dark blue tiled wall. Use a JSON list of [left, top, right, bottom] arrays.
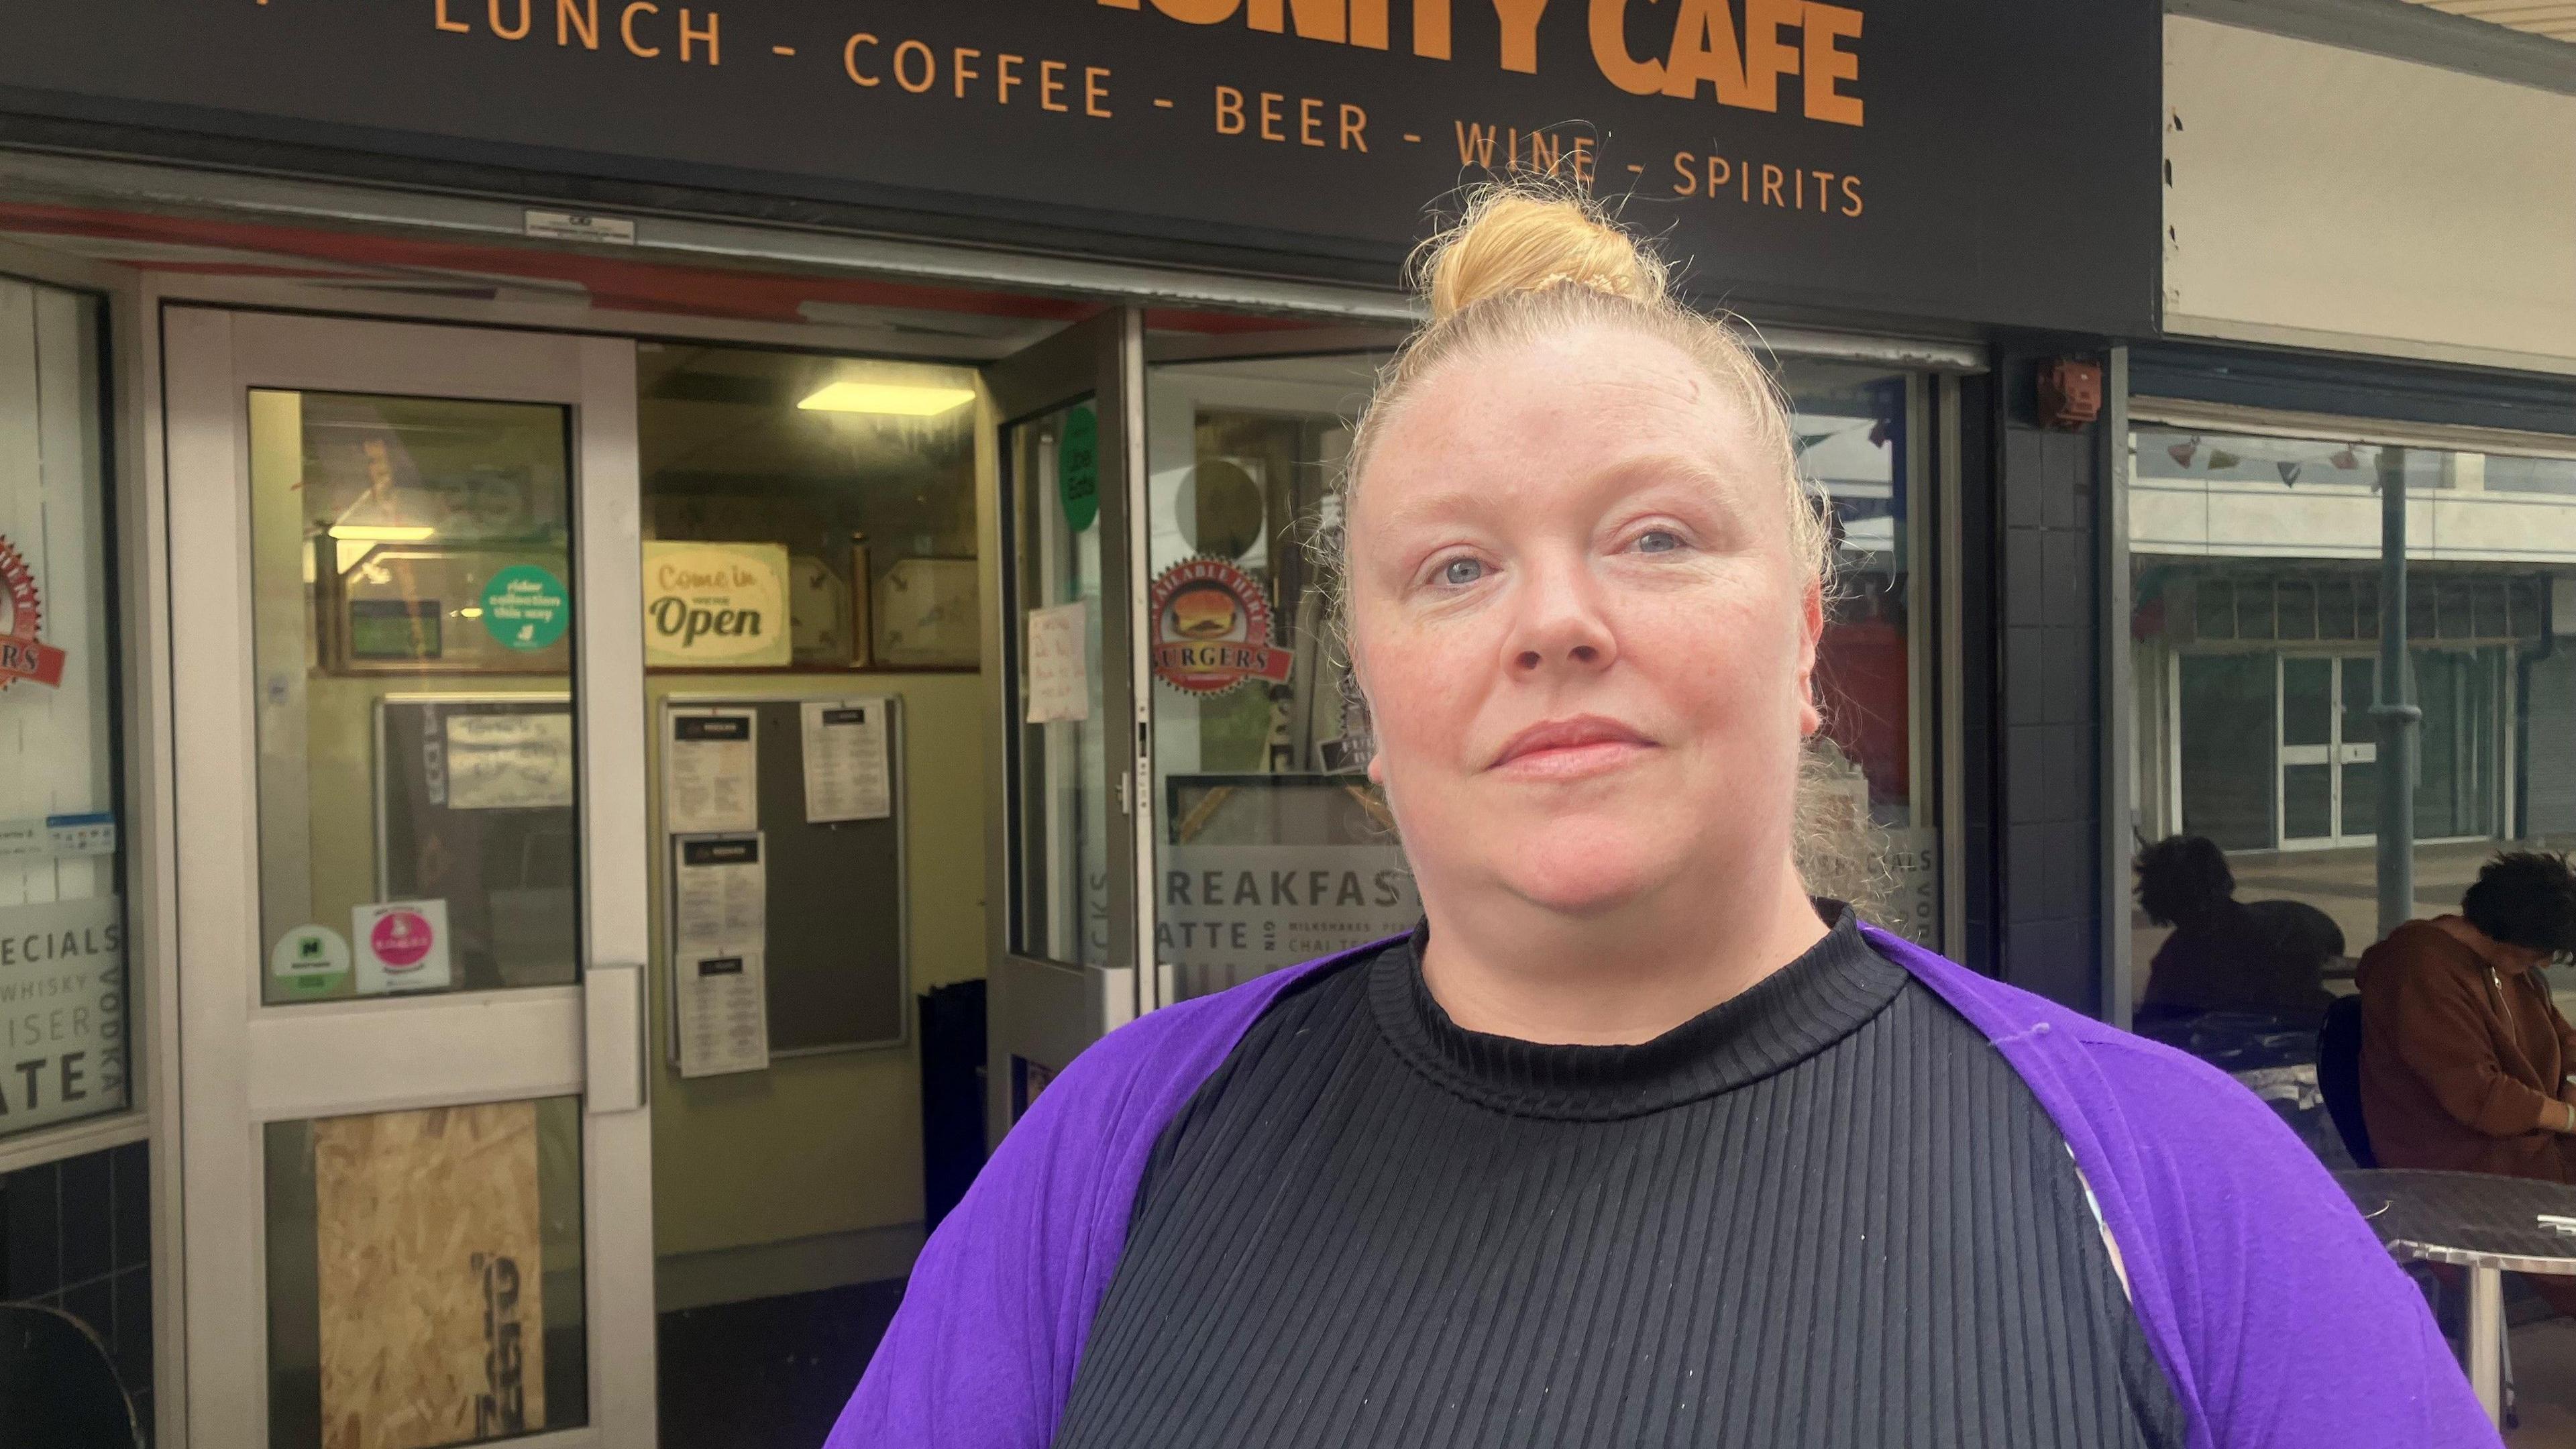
[[1988, 355, 2108, 1016], [2, 1139, 154, 1442]]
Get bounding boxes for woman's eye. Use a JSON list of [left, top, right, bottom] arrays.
[[1635, 529, 1682, 554], [1440, 557, 1486, 586]]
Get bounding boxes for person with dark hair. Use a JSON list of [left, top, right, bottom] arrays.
[[2136, 835, 2342, 1023], [2358, 851, 2576, 1184]]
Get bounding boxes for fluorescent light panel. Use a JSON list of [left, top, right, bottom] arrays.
[[328, 524, 437, 541], [796, 381, 975, 417]]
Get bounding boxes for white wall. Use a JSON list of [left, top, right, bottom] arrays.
[[2163, 15, 2576, 373]]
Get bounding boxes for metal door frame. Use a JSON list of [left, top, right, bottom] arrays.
[[981, 309, 1150, 1140], [162, 307, 656, 1448]]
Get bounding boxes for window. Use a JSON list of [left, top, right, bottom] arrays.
[[0, 278, 128, 1135], [2123, 407, 2576, 1161]]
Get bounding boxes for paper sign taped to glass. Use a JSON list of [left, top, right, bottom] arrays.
[[1024, 600, 1091, 724], [1158, 843, 1419, 998], [443, 711, 574, 810]]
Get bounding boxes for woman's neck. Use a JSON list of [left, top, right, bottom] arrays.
[[1416, 867, 1830, 1046]]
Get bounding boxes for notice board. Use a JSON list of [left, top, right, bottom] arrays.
[[659, 695, 908, 1061]]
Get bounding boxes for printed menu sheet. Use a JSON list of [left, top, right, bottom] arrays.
[[672, 834, 769, 1077], [665, 710, 757, 834], [677, 949, 770, 1077], [801, 699, 891, 824], [673, 835, 765, 953]]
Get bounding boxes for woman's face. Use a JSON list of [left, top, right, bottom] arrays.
[[1348, 323, 1822, 919]]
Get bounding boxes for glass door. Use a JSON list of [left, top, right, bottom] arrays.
[[986, 311, 1146, 1132], [2279, 654, 2377, 849], [164, 311, 655, 1448]]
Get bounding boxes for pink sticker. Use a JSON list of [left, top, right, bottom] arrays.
[[370, 910, 435, 969]]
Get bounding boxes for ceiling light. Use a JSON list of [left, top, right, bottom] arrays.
[[796, 381, 975, 417], [328, 524, 437, 542]]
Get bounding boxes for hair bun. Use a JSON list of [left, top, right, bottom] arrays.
[[1416, 184, 1668, 323]]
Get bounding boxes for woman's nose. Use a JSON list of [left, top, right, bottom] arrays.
[[1507, 565, 1618, 675]]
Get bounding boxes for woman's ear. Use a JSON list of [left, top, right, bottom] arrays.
[[1794, 575, 1825, 739]]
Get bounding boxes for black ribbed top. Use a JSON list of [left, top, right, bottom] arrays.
[[1054, 909, 2186, 1449]]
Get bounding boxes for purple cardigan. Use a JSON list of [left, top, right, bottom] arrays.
[[828, 927, 2494, 1448]]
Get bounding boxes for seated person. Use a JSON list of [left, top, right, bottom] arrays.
[[2136, 835, 2341, 1024], [2357, 850, 2576, 1185]]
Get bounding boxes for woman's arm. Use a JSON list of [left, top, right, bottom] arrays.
[[2082, 1036, 2495, 1448]]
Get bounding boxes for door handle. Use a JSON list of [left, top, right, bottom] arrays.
[[586, 961, 649, 1115]]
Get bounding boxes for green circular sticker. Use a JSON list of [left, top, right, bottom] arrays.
[[1059, 405, 1099, 533], [270, 924, 351, 996], [480, 564, 571, 651]]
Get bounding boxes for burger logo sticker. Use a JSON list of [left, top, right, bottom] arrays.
[[0, 535, 66, 692], [1149, 557, 1293, 696]]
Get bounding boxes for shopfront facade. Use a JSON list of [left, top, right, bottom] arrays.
[[0, 0, 2190, 1444]]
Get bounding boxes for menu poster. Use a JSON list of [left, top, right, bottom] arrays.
[[801, 700, 891, 824], [677, 950, 771, 1078], [665, 711, 757, 834], [673, 834, 765, 955]]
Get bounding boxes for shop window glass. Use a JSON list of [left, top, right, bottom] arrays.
[[638, 345, 981, 672], [0, 278, 129, 1135], [1142, 352, 1941, 1001], [1790, 361, 1941, 947], [249, 391, 578, 1004], [2123, 415, 2576, 1166]]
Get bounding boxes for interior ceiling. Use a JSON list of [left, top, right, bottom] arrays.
[[637, 342, 979, 485], [2400, 0, 2576, 42]]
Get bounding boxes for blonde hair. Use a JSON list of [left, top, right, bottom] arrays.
[[1330, 181, 1885, 912]]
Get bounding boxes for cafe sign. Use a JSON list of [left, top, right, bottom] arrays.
[[1150, 557, 1294, 696], [644, 542, 792, 667], [0, 0, 2161, 336]]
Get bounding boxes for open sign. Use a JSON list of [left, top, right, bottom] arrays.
[[643, 541, 791, 667]]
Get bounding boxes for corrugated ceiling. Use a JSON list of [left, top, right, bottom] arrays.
[[2401, 0, 2576, 43]]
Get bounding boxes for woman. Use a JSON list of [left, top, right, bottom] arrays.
[[828, 189, 2483, 1448]]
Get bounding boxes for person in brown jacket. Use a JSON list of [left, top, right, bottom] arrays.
[[2357, 851, 2576, 1184]]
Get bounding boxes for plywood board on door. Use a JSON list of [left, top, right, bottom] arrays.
[[313, 1100, 547, 1449]]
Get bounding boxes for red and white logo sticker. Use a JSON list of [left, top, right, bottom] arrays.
[[368, 910, 436, 971], [0, 535, 66, 691], [1148, 557, 1293, 696]]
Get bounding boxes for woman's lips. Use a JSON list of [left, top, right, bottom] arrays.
[[1489, 715, 1655, 780]]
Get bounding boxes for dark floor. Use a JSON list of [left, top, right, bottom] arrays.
[[657, 1278, 905, 1449]]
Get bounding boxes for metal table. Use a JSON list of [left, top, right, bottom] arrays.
[[2336, 1168, 2576, 1428]]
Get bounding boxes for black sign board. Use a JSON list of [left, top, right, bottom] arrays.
[[0, 0, 2159, 333]]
